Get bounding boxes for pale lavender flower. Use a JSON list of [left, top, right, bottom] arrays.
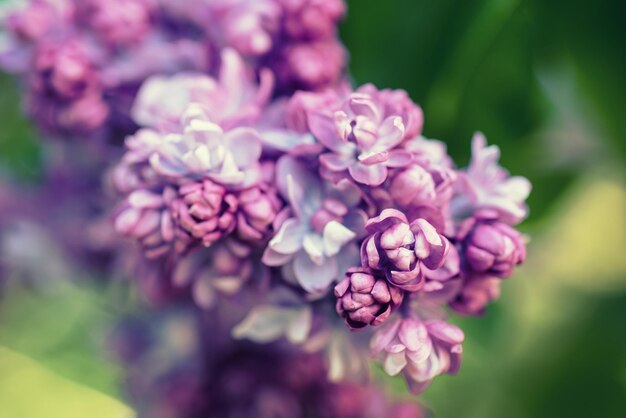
[[334, 268, 404, 330], [262, 156, 366, 292], [454, 133, 531, 224], [361, 209, 450, 292], [147, 105, 263, 188], [131, 48, 274, 132], [308, 85, 418, 186], [371, 316, 464, 393]]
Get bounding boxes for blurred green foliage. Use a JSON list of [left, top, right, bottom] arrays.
[[0, 0, 625, 417]]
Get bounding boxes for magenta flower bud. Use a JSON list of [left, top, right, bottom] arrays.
[[171, 180, 238, 248], [458, 211, 526, 278], [114, 187, 188, 259], [361, 209, 450, 292], [79, 0, 154, 46], [280, 0, 346, 40], [33, 41, 98, 99], [335, 268, 404, 330], [371, 316, 464, 394], [236, 184, 283, 242], [4, 0, 72, 43], [274, 40, 346, 92]]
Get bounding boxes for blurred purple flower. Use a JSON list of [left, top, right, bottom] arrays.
[[371, 316, 464, 393], [77, 0, 155, 46], [449, 274, 501, 316], [361, 209, 450, 291], [335, 268, 404, 330], [131, 48, 274, 131], [114, 187, 189, 259]]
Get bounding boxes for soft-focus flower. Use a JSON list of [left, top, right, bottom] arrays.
[[279, 0, 346, 40], [114, 305, 427, 418], [262, 156, 365, 292], [449, 274, 501, 316], [114, 187, 189, 259], [78, 0, 155, 46], [272, 39, 346, 92], [26, 39, 110, 134], [458, 209, 526, 278], [173, 238, 256, 309], [208, 0, 281, 57], [371, 316, 464, 393], [361, 209, 450, 291], [453, 133, 531, 224], [308, 85, 418, 185], [131, 48, 274, 131], [335, 268, 404, 329]]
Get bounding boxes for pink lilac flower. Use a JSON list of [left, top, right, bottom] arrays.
[[453, 132, 531, 224], [371, 316, 464, 393], [335, 268, 404, 330], [361, 209, 450, 291], [308, 85, 420, 186], [262, 156, 366, 293]]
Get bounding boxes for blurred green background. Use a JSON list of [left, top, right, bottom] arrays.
[[0, 0, 625, 417]]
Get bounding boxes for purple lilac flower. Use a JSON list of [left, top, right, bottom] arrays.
[[457, 209, 526, 278], [262, 156, 366, 293], [307, 84, 420, 186], [371, 315, 464, 394], [335, 268, 404, 330], [361, 209, 450, 291], [453, 133, 531, 224]]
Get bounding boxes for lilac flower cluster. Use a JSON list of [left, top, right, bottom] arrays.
[[109, 44, 530, 392], [0, 0, 346, 139], [0, 0, 531, 408]]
